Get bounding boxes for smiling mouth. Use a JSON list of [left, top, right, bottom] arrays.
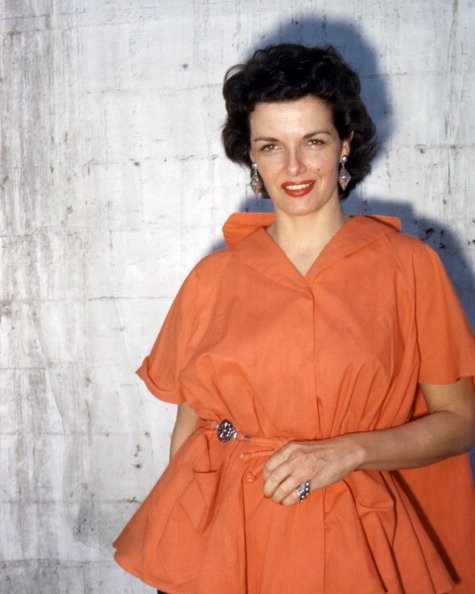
[[281, 180, 316, 197]]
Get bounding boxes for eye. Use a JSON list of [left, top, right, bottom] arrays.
[[308, 138, 324, 147], [261, 143, 277, 152]]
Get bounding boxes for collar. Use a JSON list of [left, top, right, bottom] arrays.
[[222, 212, 401, 290]]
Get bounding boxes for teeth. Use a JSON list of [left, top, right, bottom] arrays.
[[285, 182, 313, 190]]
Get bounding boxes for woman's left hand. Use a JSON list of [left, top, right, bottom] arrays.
[[262, 435, 362, 506], [263, 379, 475, 506]]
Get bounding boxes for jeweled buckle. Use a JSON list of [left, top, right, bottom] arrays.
[[216, 419, 237, 443]]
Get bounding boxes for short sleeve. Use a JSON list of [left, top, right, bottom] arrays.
[[135, 270, 200, 404], [413, 244, 475, 385]]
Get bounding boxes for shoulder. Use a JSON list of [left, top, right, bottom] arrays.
[[353, 215, 441, 273], [354, 215, 447, 287], [377, 229, 450, 298], [190, 246, 232, 281], [179, 246, 232, 302], [383, 229, 442, 269]]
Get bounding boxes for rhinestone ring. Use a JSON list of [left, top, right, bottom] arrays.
[[297, 480, 312, 502]]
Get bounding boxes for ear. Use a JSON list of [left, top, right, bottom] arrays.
[[341, 131, 354, 159]]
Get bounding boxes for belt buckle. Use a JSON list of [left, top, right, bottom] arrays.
[[216, 419, 237, 443]]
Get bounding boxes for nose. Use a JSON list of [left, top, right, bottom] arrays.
[[284, 147, 306, 176]]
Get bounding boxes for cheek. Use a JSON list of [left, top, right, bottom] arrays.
[[308, 153, 333, 172], [318, 157, 339, 176], [258, 160, 282, 181]]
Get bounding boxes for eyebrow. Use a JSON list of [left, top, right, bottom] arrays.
[[252, 130, 332, 142]]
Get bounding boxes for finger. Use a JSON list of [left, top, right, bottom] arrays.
[[262, 466, 269, 481], [262, 461, 293, 498], [263, 442, 298, 475], [269, 475, 305, 504], [281, 480, 313, 506]]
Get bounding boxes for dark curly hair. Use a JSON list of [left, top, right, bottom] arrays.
[[222, 43, 378, 199]]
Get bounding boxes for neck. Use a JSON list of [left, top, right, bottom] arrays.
[[267, 203, 349, 257]]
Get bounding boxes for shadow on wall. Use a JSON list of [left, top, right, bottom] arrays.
[[211, 17, 475, 471], [248, 17, 394, 152]]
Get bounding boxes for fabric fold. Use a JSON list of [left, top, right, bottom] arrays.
[[114, 425, 456, 594]]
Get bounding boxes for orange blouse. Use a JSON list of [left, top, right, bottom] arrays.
[[113, 213, 475, 594]]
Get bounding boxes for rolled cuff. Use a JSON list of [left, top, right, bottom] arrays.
[[135, 356, 185, 404]]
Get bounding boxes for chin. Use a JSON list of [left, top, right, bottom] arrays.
[[281, 196, 325, 214]]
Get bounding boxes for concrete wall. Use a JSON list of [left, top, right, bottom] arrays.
[[1, 1, 473, 592]]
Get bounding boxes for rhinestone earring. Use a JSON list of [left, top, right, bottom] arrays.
[[338, 155, 351, 191], [250, 162, 263, 196]]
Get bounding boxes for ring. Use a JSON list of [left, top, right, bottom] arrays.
[[296, 480, 312, 502]]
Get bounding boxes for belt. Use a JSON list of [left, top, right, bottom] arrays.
[[208, 419, 289, 482]]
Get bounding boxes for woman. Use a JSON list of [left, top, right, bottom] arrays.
[[113, 44, 475, 593]]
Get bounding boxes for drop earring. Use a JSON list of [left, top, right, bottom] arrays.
[[338, 155, 351, 191], [250, 162, 263, 196]]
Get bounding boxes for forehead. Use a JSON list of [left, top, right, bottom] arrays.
[[249, 96, 335, 136]]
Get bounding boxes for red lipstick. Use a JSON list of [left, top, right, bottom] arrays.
[[281, 180, 316, 197]]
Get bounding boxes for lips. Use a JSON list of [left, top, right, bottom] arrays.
[[281, 180, 316, 197]]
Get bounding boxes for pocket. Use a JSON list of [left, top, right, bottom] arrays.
[[178, 467, 220, 533], [157, 495, 205, 584], [157, 467, 220, 585]]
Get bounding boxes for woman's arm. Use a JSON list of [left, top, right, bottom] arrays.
[[169, 403, 198, 461], [263, 377, 475, 505], [356, 377, 475, 469]]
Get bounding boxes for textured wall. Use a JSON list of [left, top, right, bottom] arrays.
[[1, 1, 473, 592]]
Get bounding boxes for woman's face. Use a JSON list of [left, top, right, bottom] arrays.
[[249, 96, 350, 218]]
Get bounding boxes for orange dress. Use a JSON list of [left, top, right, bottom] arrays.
[[113, 213, 475, 594]]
